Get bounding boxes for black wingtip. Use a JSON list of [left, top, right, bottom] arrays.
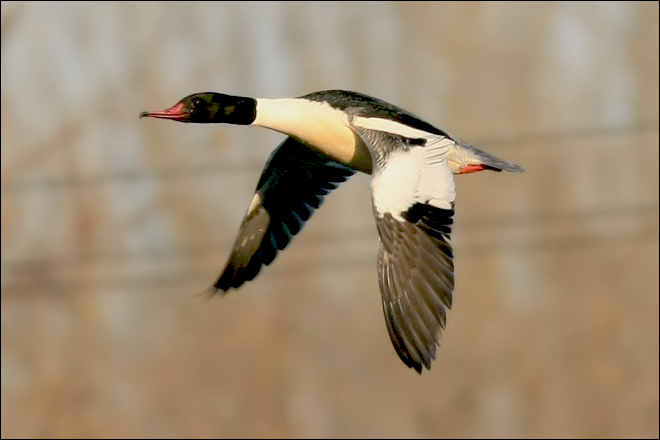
[[402, 356, 427, 374], [213, 266, 247, 293]]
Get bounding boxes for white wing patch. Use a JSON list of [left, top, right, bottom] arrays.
[[371, 139, 455, 219], [352, 116, 457, 219], [371, 149, 425, 219], [352, 115, 438, 140]]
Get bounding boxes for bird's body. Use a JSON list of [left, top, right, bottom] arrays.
[[141, 90, 524, 373]]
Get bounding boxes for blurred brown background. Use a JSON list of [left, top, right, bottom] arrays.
[[1, 2, 658, 438]]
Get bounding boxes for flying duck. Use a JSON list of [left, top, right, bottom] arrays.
[[140, 90, 524, 373]]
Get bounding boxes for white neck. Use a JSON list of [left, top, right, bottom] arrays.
[[253, 98, 373, 173]]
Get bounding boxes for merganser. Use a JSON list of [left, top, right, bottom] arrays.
[[140, 90, 524, 373]]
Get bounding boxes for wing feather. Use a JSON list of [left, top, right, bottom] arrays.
[[213, 137, 355, 292], [375, 205, 455, 373]]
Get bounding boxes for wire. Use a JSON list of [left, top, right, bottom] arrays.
[[1, 200, 657, 270], [1, 122, 657, 194], [1, 225, 657, 301], [1, 123, 658, 299]]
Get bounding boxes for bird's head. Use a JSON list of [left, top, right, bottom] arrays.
[[140, 93, 256, 124]]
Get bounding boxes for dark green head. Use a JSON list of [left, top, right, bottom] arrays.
[[140, 93, 256, 124]]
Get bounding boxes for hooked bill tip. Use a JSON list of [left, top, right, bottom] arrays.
[[139, 111, 149, 119]]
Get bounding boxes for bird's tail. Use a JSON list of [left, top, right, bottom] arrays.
[[447, 138, 525, 174]]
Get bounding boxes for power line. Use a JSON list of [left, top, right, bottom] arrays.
[[1, 124, 657, 296], [1, 122, 657, 194], [1, 205, 656, 276], [1, 225, 657, 301]]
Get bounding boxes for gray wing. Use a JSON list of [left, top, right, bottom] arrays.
[[212, 136, 356, 292], [375, 203, 455, 374]]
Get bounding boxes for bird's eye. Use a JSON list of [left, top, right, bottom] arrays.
[[192, 98, 204, 108]]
